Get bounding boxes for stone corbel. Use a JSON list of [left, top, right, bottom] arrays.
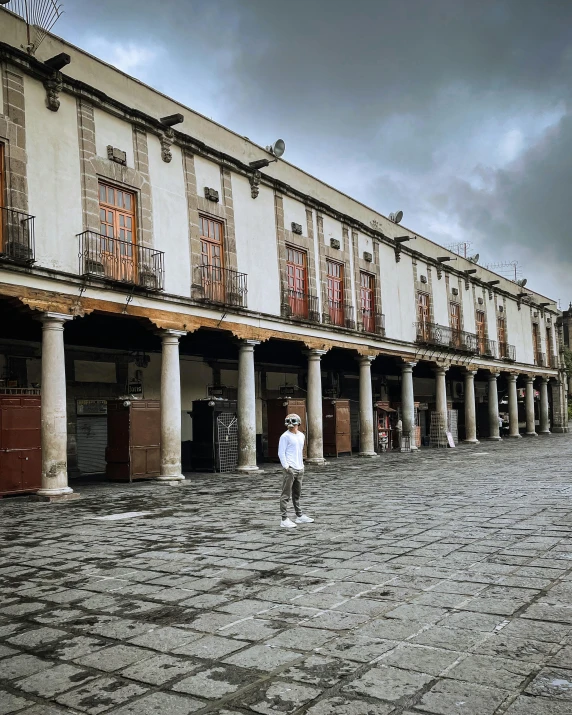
[[160, 127, 175, 163], [394, 243, 402, 263], [44, 73, 63, 112], [249, 170, 261, 199]]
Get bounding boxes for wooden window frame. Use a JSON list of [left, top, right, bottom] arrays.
[[286, 245, 309, 317], [360, 271, 375, 333], [326, 258, 344, 326], [417, 291, 431, 339], [476, 310, 486, 353]]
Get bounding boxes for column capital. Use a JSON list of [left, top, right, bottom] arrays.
[[158, 329, 186, 340], [401, 361, 417, 371], [538, 375, 549, 383], [524, 374, 536, 383], [462, 368, 478, 377], [507, 373, 518, 383], [39, 312, 74, 325], [357, 354, 376, 365], [304, 349, 328, 359], [433, 364, 449, 375], [239, 339, 261, 350], [488, 371, 500, 380]]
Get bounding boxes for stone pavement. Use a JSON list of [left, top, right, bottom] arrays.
[[1, 435, 572, 715]]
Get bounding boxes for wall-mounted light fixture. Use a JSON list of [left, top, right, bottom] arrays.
[[249, 140, 286, 197]]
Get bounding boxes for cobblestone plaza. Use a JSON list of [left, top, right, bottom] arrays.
[[1, 436, 572, 715]]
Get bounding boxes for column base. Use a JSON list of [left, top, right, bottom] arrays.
[[463, 439, 480, 444], [552, 426, 569, 433], [525, 432, 538, 437], [30, 490, 80, 502], [155, 475, 185, 485], [486, 436, 502, 441], [507, 433, 522, 438], [538, 430, 551, 435], [306, 458, 327, 466], [237, 465, 262, 473], [358, 451, 379, 458]]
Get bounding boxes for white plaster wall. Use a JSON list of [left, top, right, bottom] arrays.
[[24, 79, 82, 273], [357, 233, 374, 258], [194, 156, 222, 197], [311, 210, 322, 314], [506, 299, 525, 362], [147, 137, 191, 297], [322, 215, 343, 249], [232, 175, 280, 315], [283, 196, 307, 235], [461, 286, 476, 333], [432, 274, 449, 326], [379, 248, 416, 342], [347, 230, 357, 311], [94, 108, 135, 167]]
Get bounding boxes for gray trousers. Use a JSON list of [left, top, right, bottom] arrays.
[[280, 468, 304, 519]]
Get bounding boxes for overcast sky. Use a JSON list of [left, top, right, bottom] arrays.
[[53, 0, 572, 304]]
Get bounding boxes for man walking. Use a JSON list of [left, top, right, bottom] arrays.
[[278, 413, 314, 528]]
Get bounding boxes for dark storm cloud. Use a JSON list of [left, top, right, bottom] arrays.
[[57, 0, 572, 300]]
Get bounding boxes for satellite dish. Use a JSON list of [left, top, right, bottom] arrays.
[[516, 278, 528, 287], [468, 253, 480, 263], [267, 139, 285, 158], [389, 210, 403, 224]]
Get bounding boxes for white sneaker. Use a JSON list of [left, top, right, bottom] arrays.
[[295, 514, 314, 524], [280, 518, 297, 528]]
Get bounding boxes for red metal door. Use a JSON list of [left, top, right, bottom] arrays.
[[0, 395, 41, 495]]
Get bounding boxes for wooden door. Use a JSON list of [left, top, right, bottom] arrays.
[[450, 303, 461, 346], [532, 323, 540, 362], [327, 260, 344, 326], [335, 400, 352, 455], [99, 183, 136, 282], [286, 246, 308, 317], [200, 216, 225, 302], [360, 272, 375, 332], [0, 143, 4, 253], [130, 401, 161, 479], [476, 310, 486, 353], [417, 292, 430, 339]]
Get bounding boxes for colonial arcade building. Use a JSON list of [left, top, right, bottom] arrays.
[[0, 10, 567, 499]]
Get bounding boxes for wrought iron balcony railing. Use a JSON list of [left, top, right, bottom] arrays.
[[498, 342, 516, 361], [478, 338, 497, 358], [193, 264, 248, 308], [359, 310, 385, 335], [78, 231, 164, 291], [0, 207, 35, 265], [416, 322, 478, 353], [535, 352, 546, 367], [323, 301, 356, 329], [281, 289, 320, 322]]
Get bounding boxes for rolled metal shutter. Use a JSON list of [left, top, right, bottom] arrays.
[[76, 415, 107, 474]]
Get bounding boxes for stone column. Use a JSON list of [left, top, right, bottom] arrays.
[[36, 313, 77, 500], [487, 372, 501, 440], [306, 349, 327, 465], [157, 330, 186, 483], [507, 374, 521, 438], [237, 340, 260, 472], [358, 355, 377, 456], [434, 364, 449, 427], [463, 369, 479, 443], [401, 361, 417, 450], [525, 375, 537, 436], [538, 377, 550, 434]]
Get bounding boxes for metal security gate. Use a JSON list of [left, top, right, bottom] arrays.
[[216, 412, 238, 473], [77, 415, 107, 474]]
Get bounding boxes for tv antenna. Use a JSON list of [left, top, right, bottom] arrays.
[[0, 0, 64, 55], [484, 261, 522, 282], [446, 241, 473, 258]]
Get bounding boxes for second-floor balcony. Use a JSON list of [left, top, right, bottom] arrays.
[[535, 351, 546, 367], [323, 301, 355, 330], [193, 264, 248, 308], [416, 322, 478, 353], [478, 338, 497, 358], [282, 288, 320, 322], [498, 342, 516, 361], [78, 230, 164, 291], [0, 206, 35, 265], [359, 309, 385, 336]]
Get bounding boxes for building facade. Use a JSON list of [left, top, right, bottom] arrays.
[[0, 11, 568, 499]]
